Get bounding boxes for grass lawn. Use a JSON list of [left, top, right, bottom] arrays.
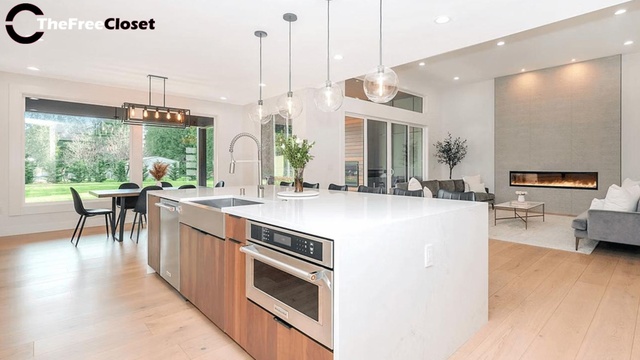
[[25, 179, 214, 203]]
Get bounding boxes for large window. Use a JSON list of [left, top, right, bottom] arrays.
[[344, 116, 424, 191], [23, 98, 215, 203], [24, 100, 130, 202]]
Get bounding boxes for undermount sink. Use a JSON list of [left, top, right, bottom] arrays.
[[189, 197, 262, 209]]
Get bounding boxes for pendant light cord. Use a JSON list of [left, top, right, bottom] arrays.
[[379, 0, 383, 67], [288, 20, 292, 93], [326, 0, 330, 83], [259, 35, 263, 101]]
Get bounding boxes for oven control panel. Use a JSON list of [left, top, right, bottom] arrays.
[[250, 223, 324, 262]]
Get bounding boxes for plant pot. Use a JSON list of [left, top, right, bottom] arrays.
[[294, 167, 304, 193]]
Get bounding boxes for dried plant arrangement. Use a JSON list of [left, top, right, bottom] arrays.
[[149, 162, 170, 181]]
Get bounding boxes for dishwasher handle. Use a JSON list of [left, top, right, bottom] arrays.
[[155, 202, 181, 213], [240, 244, 322, 283]]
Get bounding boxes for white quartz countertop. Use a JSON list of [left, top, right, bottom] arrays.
[[150, 185, 485, 239]]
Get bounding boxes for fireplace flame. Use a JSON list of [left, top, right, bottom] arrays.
[[510, 179, 597, 189]]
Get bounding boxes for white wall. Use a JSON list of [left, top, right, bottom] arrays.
[[0, 71, 254, 236], [622, 52, 640, 181], [436, 80, 495, 192]]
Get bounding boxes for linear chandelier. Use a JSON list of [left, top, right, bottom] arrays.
[[122, 74, 190, 128]]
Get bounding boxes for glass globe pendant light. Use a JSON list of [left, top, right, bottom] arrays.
[[363, 0, 399, 103], [314, 0, 343, 112], [277, 13, 303, 120], [248, 30, 273, 124]]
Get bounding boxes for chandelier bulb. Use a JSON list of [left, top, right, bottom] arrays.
[[155, 110, 160, 119], [177, 112, 182, 121], [166, 109, 171, 120], [143, 108, 148, 118]]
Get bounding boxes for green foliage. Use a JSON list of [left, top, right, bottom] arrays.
[[25, 156, 36, 184], [114, 160, 128, 182], [168, 164, 181, 181], [434, 132, 468, 179], [90, 159, 108, 182], [68, 161, 89, 182], [276, 135, 315, 169], [142, 163, 149, 180]]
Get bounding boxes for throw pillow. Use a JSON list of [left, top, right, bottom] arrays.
[[408, 177, 422, 191], [469, 182, 486, 193], [463, 175, 482, 192], [603, 184, 640, 212], [423, 186, 433, 198], [589, 198, 605, 210], [622, 178, 640, 189]]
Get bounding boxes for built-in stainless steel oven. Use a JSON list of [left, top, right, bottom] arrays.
[[240, 220, 334, 349]]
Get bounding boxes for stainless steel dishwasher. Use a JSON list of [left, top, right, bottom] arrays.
[[156, 198, 181, 291]]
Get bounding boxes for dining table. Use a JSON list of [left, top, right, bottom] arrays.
[[89, 188, 142, 242]]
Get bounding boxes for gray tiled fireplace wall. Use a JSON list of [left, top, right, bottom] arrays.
[[495, 55, 621, 215]]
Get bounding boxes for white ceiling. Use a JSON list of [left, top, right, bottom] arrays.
[[396, 0, 640, 91], [0, 0, 632, 105]]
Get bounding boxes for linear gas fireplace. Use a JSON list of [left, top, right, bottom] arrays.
[[510, 171, 598, 190]]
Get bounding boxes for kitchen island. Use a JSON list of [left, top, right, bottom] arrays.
[[148, 185, 488, 360]]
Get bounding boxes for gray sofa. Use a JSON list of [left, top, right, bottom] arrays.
[[396, 179, 495, 206], [572, 200, 640, 250]]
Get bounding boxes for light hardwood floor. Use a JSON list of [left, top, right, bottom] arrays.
[[2, 227, 640, 359]]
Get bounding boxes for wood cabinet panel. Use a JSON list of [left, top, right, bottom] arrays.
[[147, 194, 161, 272], [286, 328, 333, 360], [246, 300, 333, 360], [224, 236, 248, 347], [225, 214, 246, 244], [179, 224, 197, 302], [197, 231, 225, 328], [245, 301, 277, 360]]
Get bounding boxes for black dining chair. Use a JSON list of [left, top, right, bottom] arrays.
[[178, 184, 196, 189], [328, 183, 348, 191], [160, 181, 173, 188], [280, 181, 292, 187], [392, 188, 424, 197], [303, 182, 320, 189], [130, 185, 163, 243], [115, 182, 139, 229], [69, 187, 113, 247], [357, 185, 386, 194], [215, 180, 225, 188]]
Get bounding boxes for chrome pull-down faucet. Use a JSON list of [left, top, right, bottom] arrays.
[[229, 132, 264, 197]]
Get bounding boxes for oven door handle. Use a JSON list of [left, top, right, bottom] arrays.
[[240, 245, 322, 282]]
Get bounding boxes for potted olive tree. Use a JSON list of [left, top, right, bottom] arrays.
[[434, 133, 468, 179]]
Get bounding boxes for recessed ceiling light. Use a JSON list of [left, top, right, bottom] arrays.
[[453, 77, 460, 80], [27, 66, 40, 71], [615, 9, 627, 15], [259, 83, 266, 87], [521, 68, 526, 72], [333, 54, 343, 60], [497, 41, 506, 46], [571, 58, 577, 62], [220, 96, 227, 100], [29, 97, 39, 100], [624, 40, 634, 46], [418, 62, 426, 66], [434, 16, 451, 24]]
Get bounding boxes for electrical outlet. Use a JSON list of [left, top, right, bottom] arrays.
[[424, 244, 433, 268]]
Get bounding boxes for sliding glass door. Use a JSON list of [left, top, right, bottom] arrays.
[[344, 117, 424, 191]]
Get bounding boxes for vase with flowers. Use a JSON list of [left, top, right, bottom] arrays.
[[516, 191, 528, 202], [277, 135, 315, 192], [149, 161, 170, 187]]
